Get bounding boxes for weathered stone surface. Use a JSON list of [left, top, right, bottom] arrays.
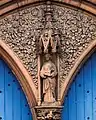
[[53, 5, 96, 87], [0, 5, 45, 87], [0, 4, 96, 89]]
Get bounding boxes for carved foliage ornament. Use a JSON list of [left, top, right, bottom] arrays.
[[35, 106, 63, 120]]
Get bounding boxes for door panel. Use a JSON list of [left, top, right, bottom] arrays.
[[61, 52, 96, 120], [0, 59, 32, 120]]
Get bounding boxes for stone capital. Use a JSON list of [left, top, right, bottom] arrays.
[[35, 106, 63, 120]]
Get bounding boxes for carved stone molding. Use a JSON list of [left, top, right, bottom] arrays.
[[0, 0, 96, 16], [0, 40, 37, 109], [35, 106, 63, 120]]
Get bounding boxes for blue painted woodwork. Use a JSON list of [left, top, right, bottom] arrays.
[[61, 52, 96, 120], [0, 59, 32, 120]]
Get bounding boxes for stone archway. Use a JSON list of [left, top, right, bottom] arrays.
[[61, 43, 96, 120], [61, 40, 96, 104], [0, 40, 37, 119], [0, 0, 96, 119], [0, 0, 96, 16]]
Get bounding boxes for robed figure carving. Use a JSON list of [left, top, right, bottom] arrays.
[[40, 54, 57, 103]]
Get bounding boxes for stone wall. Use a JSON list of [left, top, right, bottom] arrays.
[[0, 5, 45, 87], [53, 5, 96, 86], [0, 4, 96, 89]]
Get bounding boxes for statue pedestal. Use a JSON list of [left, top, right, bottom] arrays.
[[35, 106, 63, 120]]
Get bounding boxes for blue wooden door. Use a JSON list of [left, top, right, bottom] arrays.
[[0, 59, 32, 120], [61, 52, 96, 120]]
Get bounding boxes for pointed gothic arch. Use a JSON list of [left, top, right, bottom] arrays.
[[0, 0, 96, 16], [0, 39, 37, 119], [61, 39, 96, 104]]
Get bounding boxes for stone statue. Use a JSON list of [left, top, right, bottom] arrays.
[[40, 54, 57, 103], [39, 29, 60, 54]]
